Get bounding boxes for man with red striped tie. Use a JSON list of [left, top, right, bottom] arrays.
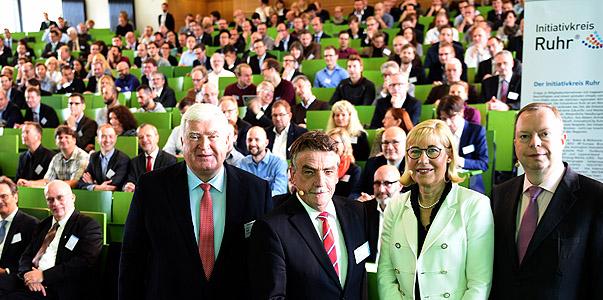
[[249, 131, 370, 300]]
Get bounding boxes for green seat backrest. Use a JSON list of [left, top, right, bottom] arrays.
[[469, 103, 488, 126], [41, 128, 57, 150], [122, 50, 135, 63], [364, 70, 384, 87], [252, 75, 264, 85], [301, 59, 327, 83], [418, 16, 435, 31], [356, 105, 376, 127], [157, 128, 171, 149], [41, 95, 65, 110], [182, 77, 193, 91], [96, 136, 139, 158], [487, 110, 517, 171], [311, 88, 336, 102], [306, 111, 331, 131], [0, 152, 20, 178], [81, 211, 107, 245], [130, 68, 142, 80], [484, 130, 496, 197], [158, 66, 174, 78], [167, 77, 184, 92], [112, 191, 133, 224], [319, 38, 340, 49], [0, 134, 19, 153], [219, 76, 238, 92], [18, 187, 47, 208], [414, 84, 432, 103], [477, 6, 492, 17], [420, 104, 435, 122], [133, 112, 172, 129], [467, 68, 476, 84], [174, 66, 193, 77], [20, 207, 51, 221], [362, 57, 387, 71], [171, 109, 182, 128], [366, 129, 378, 150], [74, 189, 112, 222]]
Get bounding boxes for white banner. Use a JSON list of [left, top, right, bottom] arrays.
[[522, 0, 603, 181]]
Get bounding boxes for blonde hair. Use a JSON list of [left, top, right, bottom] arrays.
[[326, 100, 365, 137], [327, 127, 356, 163], [400, 119, 464, 186]]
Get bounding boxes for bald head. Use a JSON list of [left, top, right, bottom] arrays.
[[382, 126, 407, 163], [44, 180, 76, 221], [373, 165, 402, 201]]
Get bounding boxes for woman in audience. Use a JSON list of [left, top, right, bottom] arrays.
[[72, 59, 87, 80], [289, 41, 304, 65], [98, 74, 116, 95], [165, 31, 181, 55], [108, 105, 138, 136], [401, 27, 423, 57], [160, 42, 179, 66], [464, 24, 491, 68], [370, 107, 414, 158], [326, 100, 370, 161], [327, 127, 361, 199], [496, 11, 521, 43], [378, 119, 494, 299], [45, 57, 62, 86]]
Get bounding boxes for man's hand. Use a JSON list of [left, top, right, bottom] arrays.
[[81, 172, 94, 184], [123, 182, 136, 192], [65, 115, 77, 130], [17, 179, 31, 187], [94, 180, 116, 191], [357, 192, 373, 202], [248, 99, 261, 115], [27, 282, 47, 296], [487, 97, 510, 111], [24, 267, 44, 285]]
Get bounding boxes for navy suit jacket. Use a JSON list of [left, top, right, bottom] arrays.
[[0, 210, 38, 294], [249, 195, 368, 300], [266, 123, 308, 159], [119, 162, 273, 299], [126, 150, 177, 187], [0, 102, 23, 128], [23, 103, 60, 128], [459, 121, 489, 194], [78, 149, 130, 190], [491, 164, 603, 300], [480, 74, 522, 110], [155, 86, 177, 108], [370, 94, 422, 128]]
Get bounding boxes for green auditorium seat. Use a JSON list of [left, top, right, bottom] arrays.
[[467, 68, 476, 84], [366, 129, 378, 150], [306, 111, 331, 131], [469, 103, 488, 126], [364, 70, 384, 87], [421, 104, 435, 122], [133, 112, 172, 129], [157, 128, 171, 149], [356, 106, 376, 127], [109, 192, 134, 243], [158, 66, 174, 78], [174, 66, 193, 77], [319, 38, 340, 49], [130, 68, 142, 80], [252, 75, 264, 85], [41, 128, 58, 150], [311, 88, 336, 101], [219, 76, 238, 91], [20, 207, 51, 221], [167, 77, 184, 92], [418, 16, 435, 32], [301, 59, 327, 83], [122, 50, 135, 63], [0, 152, 20, 178], [487, 110, 517, 172], [0, 134, 19, 153], [81, 211, 108, 244], [41, 95, 65, 110], [414, 84, 432, 103], [484, 130, 496, 197], [362, 57, 387, 71], [18, 187, 47, 208], [96, 136, 138, 158], [171, 109, 182, 128], [73, 189, 112, 222]]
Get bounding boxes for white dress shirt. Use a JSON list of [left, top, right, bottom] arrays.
[[38, 209, 75, 271], [272, 125, 289, 161], [0, 208, 19, 258]]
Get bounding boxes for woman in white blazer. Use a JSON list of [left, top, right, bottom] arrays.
[[377, 119, 494, 300]]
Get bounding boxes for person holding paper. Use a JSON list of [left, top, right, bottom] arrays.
[[378, 119, 494, 299]]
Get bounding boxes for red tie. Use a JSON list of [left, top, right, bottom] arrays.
[[317, 212, 339, 276], [199, 183, 214, 280], [146, 155, 152, 172]]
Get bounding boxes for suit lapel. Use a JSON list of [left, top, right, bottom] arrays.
[[167, 163, 200, 260], [55, 211, 80, 264], [501, 176, 525, 268], [402, 198, 419, 258], [421, 186, 457, 256], [287, 199, 341, 287], [216, 164, 244, 267], [459, 122, 470, 155], [334, 199, 356, 290]]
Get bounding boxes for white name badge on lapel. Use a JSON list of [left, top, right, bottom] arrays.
[[508, 92, 519, 100], [106, 169, 116, 179], [41, 118, 48, 125], [350, 136, 358, 144], [324, 78, 331, 84], [341, 174, 351, 182], [382, 48, 392, 56], [409, 77, 417, 84], [65, 235, 79, 251], [354, 241, 370, 264], [244, 220, 256, 238], [11, 233, 22, 244], [35, 165, 44, 175], [78, 130, 83, 137], [462, 144, 475, 155]]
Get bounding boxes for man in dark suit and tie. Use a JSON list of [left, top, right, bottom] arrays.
[[243, 81, 275, 128], [274, 23, 298, 52], [491, 103, 603, 299], [63, 93, 97, 152], [158, 2, 175, 32], [55, 66, 85, 95], [15, 122, 55, 183], [249, 131, 369, 299], [41, 30, 65, 59], [266, 100, 307, 160], [78, 124, 130, 191], [370, 73, 421, 127], [311, 17, 332, 43], [247, 39, 276, 74], [1, 75, 26, 109], [475, 36, 522, 84], [122, 124, 177, 192], [119, 103, 273, 299], [0, 39, 12, 67], [0, 177, 38, 296], [0, 90, 23, 128], [13, 180, 102, 299], [481, 50, 522, 111], [22, 87, 59, 128]]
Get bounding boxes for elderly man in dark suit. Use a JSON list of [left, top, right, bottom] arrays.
[[291, 75, 329, 127], [12, 180, 102, 300], [266, 100, 307, 160], [481, 50, 522, 111], [249, 131, 369, 299], [491, 103, 603, 299], [0, 177, 38, 296], [119, 103, 273, 299]]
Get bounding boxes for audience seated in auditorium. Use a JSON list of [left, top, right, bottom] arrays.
[[326, 100, 370, 161], [369, 107, 414, 158], [56, 65, 86, 94], [426, 58, 478, 104], [448, 82, 482, 125], [481, 50, 522, 110], [207, 53, 235, 88], [64, 93, 98, 152], [475, 36, 522, 83], [291, 75, 329, 127], [261, 58, 295, 106], [314, 46, 349, 88], [135, 85, 166, 113], [0, 90, 23, 128], [108, 105, 138, 136], [164, 97, 195, 157], [330, 55, 376, 105], [22, 87, 59, 128], [16, 122, 55, 183], [266, 100, 307, 160], [327, 127, 361, 198], [371, 72, 421, 128], [219, 96, 252, 155], [244, 81, 275, 128], [148, 72, 176, 108]]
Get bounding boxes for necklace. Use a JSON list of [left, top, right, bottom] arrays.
[[418, 198, 439, 209]]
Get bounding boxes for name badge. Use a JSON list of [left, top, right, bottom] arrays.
[[41, 117, 47, 125], [324, 78, 331, 84], [350, 136, 358, 144], [307, 54, 315, 60], [382, 48, 391, 56], [78, 130, 83, 137], [244, 220, 256, 238], [508, 92, 519, 100], [409, 76, 417, 83], [106, 169, 116, 179], [11, 233, 22, 244], [462, 144, 475, 155], [341, 174, 351, 182], [354, 241, 370, 264], [65, 235, 79, 251], [35, 165, 44, 175]]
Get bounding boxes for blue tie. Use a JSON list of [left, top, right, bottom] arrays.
[[0, 220, 8, 244]]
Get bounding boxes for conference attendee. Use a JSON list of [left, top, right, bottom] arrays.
[[371, 73, 421, 128], [134, 43, 149, 68], [361, 16, 389, 47], [337, 31, 360, 59], [311, 17, 331, 43], [1, 75, 25, 109], [265, 100, 307, 160], [55, 65, 85, 94], [256, 23, 275, 50], [15, 122, 54, 183], [426, 58, 479, 104], [147, 72, 175, 108], [119, 103, 272, 299], [475, 36, 522, 83], [64, 93, 97, 152], [185, 66, 209, 103], [448, 82, 481, 125], [219, 96, 251, 155], [14, 180, 102, 299], [481, 50, 521, 111], [249, 131, 369, 299], [274, 22, 298, 51], [224, 122, 245, 167], [198, 82, 219, 105], [396, 44, 427, 86], [377, 119, 494, 299], [490, 103, 603, 299], [158, 2, 175, 32], [280, 54, 303, 82], [163, 97, 195, 157], [223, 63, 256, 106], [22, 87, 59, 129], [325, 100, 370, 161], [114, 61, 140, 93], [135, 85, 166, 113], [437, 95, 488, 193], [95, 85, 120, 126], [34, 63, 56, 94], [239, 126, 288, 196], [247, 39, 276, 74], [41, 29, 65, 59], [358, 165, 402, 263], [424, 12, 460, 45], [192, 44, 212, 71], [369, 107, 414, 158], [424, 26, 464, 69], [464, 25, 491, 68], [349, 0, 372, 23], [18, 125, 89, 188], [330, 55, 376, 106], [314, 46, 349, 88], [0, 90, 22, 128], [487, 0, 505, 30], [326, 128, 361, 199], [291, 75, 329, 127], [77, 124, 130, 191], [206, 53, 235, 89], [122, 124, 177, 192], [352, 126, 406, 199], [0, 176, 38, 296], [108, 106, 138, 136], [243, 81, 275, 128], [427, 42, 468, 84], [261, 58, 295, 106], [298, 30, 321, 60]]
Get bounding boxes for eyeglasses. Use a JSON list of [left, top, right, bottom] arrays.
[[381, 140, 402, 146], [407, 146, 444, 159], [373, 180, 398, 188]]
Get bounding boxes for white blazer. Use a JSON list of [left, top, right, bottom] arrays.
[[377, 184, 494, 300]]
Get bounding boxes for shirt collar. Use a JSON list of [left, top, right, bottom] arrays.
[[186, 164, 226, 193], [1, 207, 19, 222], [376, 197, 391, 214], [302, 96, 316, 108], [500, 73, 513, 83], [522, 164, 566, 194], [274, 124, 290, 135], [146, 147, 160, 158], [101, 148, 115, 160], [53, 208, 75, 225]]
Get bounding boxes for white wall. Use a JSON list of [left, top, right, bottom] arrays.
[[20, 0, 63, 32], [0, 0, 22, 32], [134, 0, 164, 32], [85, 0, 111, 29]]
